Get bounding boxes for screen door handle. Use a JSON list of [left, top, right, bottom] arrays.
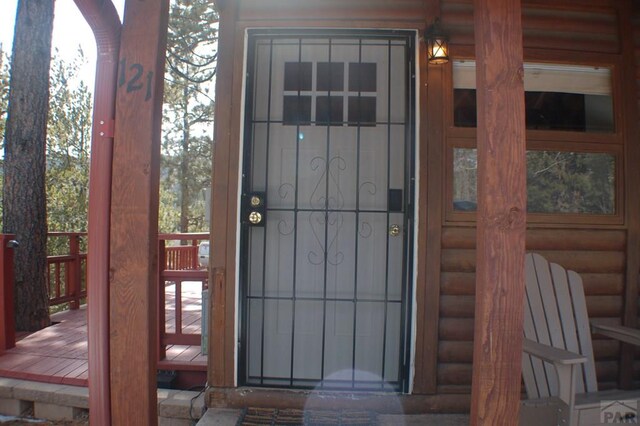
[[388, 189, 403, 212]]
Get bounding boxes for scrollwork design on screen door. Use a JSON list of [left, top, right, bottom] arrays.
[[306, 153, 349, 266], [358, 221, 373, 239], [309, 156, 346, 210], [278, 182, 295, 202], [307, 211, 345, 266]]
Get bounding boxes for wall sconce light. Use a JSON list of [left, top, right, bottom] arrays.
[[425, 18, 449, 65]]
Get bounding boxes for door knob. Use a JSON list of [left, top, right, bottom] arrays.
[[389, 224, 401, 237]]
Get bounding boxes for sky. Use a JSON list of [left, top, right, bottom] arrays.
[[1, 0, 126, 88]]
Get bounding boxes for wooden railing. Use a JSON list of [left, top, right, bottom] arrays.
[[48, 232, 88, 310], [165, 244, 199, 270], [158, 233, 209, 359], [0, 232, 210, 358]]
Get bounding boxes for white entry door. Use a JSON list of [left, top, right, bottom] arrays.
[[240, 30, 415, 391]]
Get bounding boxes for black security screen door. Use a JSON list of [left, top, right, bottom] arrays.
[[239, 30, 415, 391]]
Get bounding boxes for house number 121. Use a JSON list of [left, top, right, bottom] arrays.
[[119, 58, 153, 101]]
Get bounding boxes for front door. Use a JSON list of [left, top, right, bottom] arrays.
[[240, 30, 415, 391]]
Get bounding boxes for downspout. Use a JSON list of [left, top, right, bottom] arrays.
[[72, 0, 121, 424]]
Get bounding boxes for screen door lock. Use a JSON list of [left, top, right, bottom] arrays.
[[243, 192, 266, 226]]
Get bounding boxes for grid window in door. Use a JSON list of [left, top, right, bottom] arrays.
[[282, 60, 379, 126], [242, 31, 414, 391]]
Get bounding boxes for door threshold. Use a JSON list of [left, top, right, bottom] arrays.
[[207, 386, 469, 414]]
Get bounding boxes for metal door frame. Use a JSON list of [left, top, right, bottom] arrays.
[[238, 29, 416, 392]]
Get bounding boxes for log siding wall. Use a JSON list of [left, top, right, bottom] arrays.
[[443, 0, 619, 54], [437, 227, 626, 393]]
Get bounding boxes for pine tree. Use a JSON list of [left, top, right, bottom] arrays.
[[3, 0, 55, 331], [46, 50, 92, 234], [0, 46, 10, 228], [160, 0, 217, 233], [0, 46, 9, 147]]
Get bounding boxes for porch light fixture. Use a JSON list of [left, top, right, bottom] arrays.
[[425, 18, 449, 65]]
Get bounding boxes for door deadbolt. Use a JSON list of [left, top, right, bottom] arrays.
[[250, 195, 262, 207], [389, 224, 401, 237]]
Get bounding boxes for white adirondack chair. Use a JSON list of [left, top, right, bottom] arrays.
[[520, 252, 640, 426]]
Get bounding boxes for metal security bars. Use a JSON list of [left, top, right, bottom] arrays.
[[240, 30, 415, 392]]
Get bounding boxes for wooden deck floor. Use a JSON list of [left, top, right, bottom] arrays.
[[0, 282, 207, 387]]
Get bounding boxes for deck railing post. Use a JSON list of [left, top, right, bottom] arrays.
[[191, 239, 198, 270], [158, 238, 167, 360], [0, 234, 17, 352], [69, 234, 81, 310]]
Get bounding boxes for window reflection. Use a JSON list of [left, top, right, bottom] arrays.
[[453, 148, 615, 215], [453, 61, 614, 133]]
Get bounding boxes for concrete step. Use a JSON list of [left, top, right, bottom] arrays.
[[196, 408, 242, 425], [0, 378, 207, 424]]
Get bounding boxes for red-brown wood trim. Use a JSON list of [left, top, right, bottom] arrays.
[[235, 19, 426, 31], [412, 0, 441, 395], [470, 0, 527, 424], [158, 239, 167, 361], [413, 35, 430, 394], [210, 267, 226, 386], [617, 0, 640, 390], [415, 34, 446, 398], [236, 4, 429, 22], [208, 0, 238, 388], [109, 0, 169, 423], [220, 25, 247, 388]]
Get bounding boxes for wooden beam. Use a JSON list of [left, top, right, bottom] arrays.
[[109, 0, 169, 423], [618, 0, 640, 390], [73, 0, 122, 424], [470, 0, 527, 424], [415, 3, 445, 392], [412, 0, 443, 396], [208, 0, 238, 388]]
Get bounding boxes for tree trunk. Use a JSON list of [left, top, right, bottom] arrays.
[[179, 85, 190, 233], [3, 0, 54, 331]]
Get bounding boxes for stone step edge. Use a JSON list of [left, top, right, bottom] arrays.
[[0, 377, 205, 421]]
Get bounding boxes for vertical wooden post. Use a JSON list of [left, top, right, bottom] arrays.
[[191, 239, 198, 270], [471, 0, 526, 424], [74, 0, 122, 424], [208, 0, 238, 388], [69, 235, 81, 310], [415, 0, 445, 394], [210, 267, 226, 386], [0, 235, 17, 353], [109, 0, 169, 423], [618, 0, 640, 390], [158, 239, 167, 361]]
